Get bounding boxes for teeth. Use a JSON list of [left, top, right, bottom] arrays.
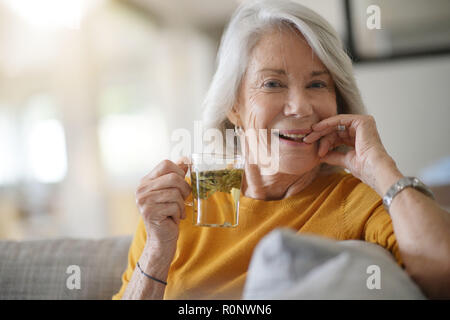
[[279, 133, 305, 139]]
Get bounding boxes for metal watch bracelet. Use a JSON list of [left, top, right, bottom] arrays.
[[382, 177, 435, 213]]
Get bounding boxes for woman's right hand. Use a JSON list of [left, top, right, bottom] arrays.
[[135, 159, 191, 248]]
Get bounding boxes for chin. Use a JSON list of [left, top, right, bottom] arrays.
[[276, 153, 320, 175], [245, 140, 319, 175]]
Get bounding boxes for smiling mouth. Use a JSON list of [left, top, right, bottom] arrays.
[[277, 132, 305, 142], [273, 130, 310, 143]]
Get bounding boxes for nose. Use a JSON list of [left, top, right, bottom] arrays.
[[283, 87, 313, 118]]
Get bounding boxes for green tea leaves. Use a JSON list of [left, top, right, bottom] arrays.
[[191, 168, 244, 200]]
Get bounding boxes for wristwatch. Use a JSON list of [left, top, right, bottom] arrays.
[[382, 177, 435, 213]]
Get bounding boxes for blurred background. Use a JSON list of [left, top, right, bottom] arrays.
[[0, 0, 449, 240]]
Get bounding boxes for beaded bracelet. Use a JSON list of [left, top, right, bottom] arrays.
[[136, 261, 167, 286]]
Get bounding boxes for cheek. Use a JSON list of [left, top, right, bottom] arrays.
[[242, 93, 283, 129], [314, 95, 338, 120]]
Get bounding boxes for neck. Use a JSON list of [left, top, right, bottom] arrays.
[[242, 164, 320, 201]]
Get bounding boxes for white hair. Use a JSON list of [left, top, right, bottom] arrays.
[[202, 0, 365, 134]]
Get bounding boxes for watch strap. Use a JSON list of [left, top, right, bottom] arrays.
[[383, 177, 434, 212]]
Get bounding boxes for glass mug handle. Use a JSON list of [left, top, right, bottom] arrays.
[[183, 158, 193, 207]]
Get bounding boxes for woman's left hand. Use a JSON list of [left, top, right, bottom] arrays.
[[303, 114, 403, 196]]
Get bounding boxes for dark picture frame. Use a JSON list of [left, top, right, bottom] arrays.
[[343, 0, 450, 63]]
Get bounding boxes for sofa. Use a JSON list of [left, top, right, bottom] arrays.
[[0, 229, 426, 300], [0, 236, 132, 299]]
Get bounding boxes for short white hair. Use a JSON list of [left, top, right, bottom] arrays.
[[202, 0, 365, 134]]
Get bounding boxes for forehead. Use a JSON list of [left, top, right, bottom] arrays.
[[247, 26, 325, 73]]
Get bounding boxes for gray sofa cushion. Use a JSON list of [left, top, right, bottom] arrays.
[[243, 228, 426, 299], [0, 236, 132, 300]]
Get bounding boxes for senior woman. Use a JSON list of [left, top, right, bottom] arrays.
[[113, 0, 450, 299]]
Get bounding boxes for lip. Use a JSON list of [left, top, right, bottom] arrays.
[[276, 137, 311, 147], [275, 128, 312, 135], [271, 128, 313, 147]]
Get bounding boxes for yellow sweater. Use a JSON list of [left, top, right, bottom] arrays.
[[113, 171, 401, 300]]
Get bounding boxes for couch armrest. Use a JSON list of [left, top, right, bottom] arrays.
[[0, 236, 132, 300]]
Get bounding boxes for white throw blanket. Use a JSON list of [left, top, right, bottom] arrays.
[[243, 228, 425, 299]]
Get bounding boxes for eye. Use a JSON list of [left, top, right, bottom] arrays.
[[308, 81, 327, 89], [263, 80, 283, 88]]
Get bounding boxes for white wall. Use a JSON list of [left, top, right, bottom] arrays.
[[354, 55, 450, 177]]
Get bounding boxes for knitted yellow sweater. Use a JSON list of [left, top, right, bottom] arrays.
[[113, 171, 401, 299]]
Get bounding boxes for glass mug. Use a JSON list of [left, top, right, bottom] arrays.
[[185, 153, 244, 228]]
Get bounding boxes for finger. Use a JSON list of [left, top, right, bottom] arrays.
[[336, 126, 351, 140], [317, 131, 357, 158], [153, 202, 181, 224], [312, 115, 359, 132], [142, 160, 186, 182], [137, 172, 191, 199], [138, 188, 186, 217], [144, 202, 181, 224], [152, 188, 187, 221], [147, 199, 183, 224], [305, 117, 359, 144], [319, 150, 346, 167], [304, 125, 351, 144], [303, 126, 335, 144], [318, 132, 340, 157], [155, 188, 185, 217], [176, 156, 191, 176], [155, 200, 185, 223], [164, 203, 180, 225], [320, 149, 356, 170]]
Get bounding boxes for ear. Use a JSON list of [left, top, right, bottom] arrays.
[[226, 104, 240, 126]]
